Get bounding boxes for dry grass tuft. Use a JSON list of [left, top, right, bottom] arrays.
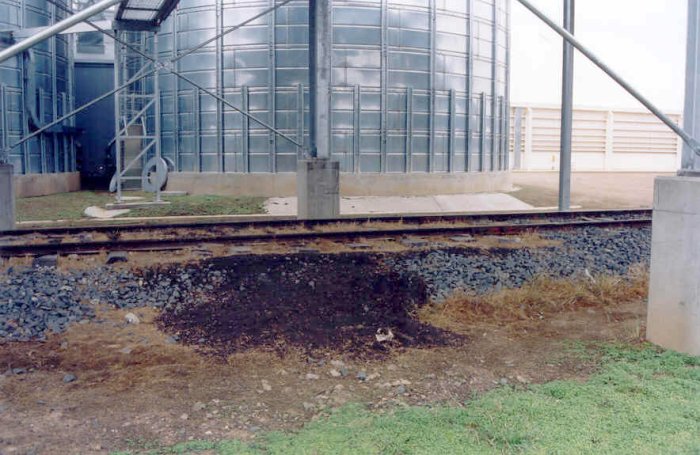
[[419, 265, 649, 332]]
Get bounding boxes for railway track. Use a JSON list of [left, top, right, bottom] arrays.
[[0, 209, 652, 257]]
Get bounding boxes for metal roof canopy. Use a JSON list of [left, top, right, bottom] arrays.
[[113, 0, 179, 31]]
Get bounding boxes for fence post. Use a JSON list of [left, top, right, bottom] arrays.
[[676, 114, 685, 169], [512, 107, 523, 170], [604, 110, 614, 171], [524, 107, 533, 170]]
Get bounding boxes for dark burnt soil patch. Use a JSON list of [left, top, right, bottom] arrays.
[[156, 253, 460, 357]]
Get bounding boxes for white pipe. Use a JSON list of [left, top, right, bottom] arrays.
[[0, 0, 121, 64]]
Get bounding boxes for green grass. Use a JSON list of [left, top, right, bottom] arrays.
[[116, 344, 700, 455], [16, 191, 266, 222]]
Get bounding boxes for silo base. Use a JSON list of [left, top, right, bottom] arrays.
[[166, 171, 512, 198], [0, 164, 16, 231]]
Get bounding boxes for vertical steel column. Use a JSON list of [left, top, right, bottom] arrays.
[[466, 0, 474, 172], [113, 33, 123, 201], [406, 87, 413, 172], [20, 0, 28, 173], [153, 32, 162, 202], [62, 94, 69, 171], [448, 89, 456, 172], [242, 85, 250, 171], [51, 1, 58, 173], [499, 96, 506, 169], [380, 0, 388, 172], [268, 0, 277, 172], [428, 0, 436, 172], [194, 87, 201, 172], [558, 0, 575, 210], [490, 0, 498, 171], [39, 88, 46, 173], [216, 0, 224, 172], [297, 83, 304, 157], [308, 0, 331, 159], [172, 11, 180, 170], [0, 84, 6, 161], [682, 0, 700, 171], [479, 92, 486, 171], [504, 0, 512, 171], [353, 85, 361, 173]]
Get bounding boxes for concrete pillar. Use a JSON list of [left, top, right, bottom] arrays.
[[297, 158, 340, 220], [301, 0, 339, 220], [0, 163, 16, 231], [308, 0, 332, 159], [681, 0, 700, 171], [647, 176, 700, 355]]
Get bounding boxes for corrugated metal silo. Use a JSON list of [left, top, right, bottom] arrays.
[[156, 0, 510, 176], [0, 0, 75, 175]]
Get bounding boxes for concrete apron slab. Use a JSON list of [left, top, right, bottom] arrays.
[[266, 193, 534, 216], [647, 176, 700, 356]]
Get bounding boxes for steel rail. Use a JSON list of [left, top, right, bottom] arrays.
[[0, 216, 651, 257], [1, 209, 652, 237]]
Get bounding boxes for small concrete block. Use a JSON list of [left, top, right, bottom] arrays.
[[106, 251, 129, 264], [33, 255, 58, 268]]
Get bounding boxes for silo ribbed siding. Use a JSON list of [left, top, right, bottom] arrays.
[[0, 0, 75, 174], [156, 0, 510, 174]]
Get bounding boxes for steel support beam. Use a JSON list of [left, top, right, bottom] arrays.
[[682, 0, 700, 171], [309, 0, 332, 158], [0, 0, 121, 64], [516, 0, 700, 157], [558, 0, 574, 211]]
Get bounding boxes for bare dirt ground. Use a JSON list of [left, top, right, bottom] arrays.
[[510, 172, 670, 209], [0, 278, 646, 454]]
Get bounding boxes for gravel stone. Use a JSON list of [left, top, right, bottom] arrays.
[[63, 373, 77, 383], [0, 226, 650, 342], [386, 226, 651, 301], [106, 251, 129, 265], [33, 255, 58, 268]]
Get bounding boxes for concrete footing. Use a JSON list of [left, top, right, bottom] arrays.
[[296, 159, 340, 220], [166, 171, 512, 197], [647, 176, 700, 355], [0, 164, 16, 231], [14, 172, 80, 198]]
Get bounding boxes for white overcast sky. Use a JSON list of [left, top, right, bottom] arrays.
[[511, 0, 688, 111]]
